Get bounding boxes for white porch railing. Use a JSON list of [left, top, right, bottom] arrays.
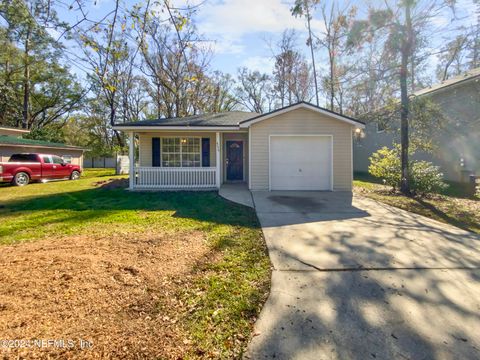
[[135, 167, 217, 189]]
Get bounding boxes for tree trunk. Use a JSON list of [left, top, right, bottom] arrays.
[[114, 130, 124, 148], [305, 3, 319, 106], [400, 3, 412, 195], [22, 28, 30, 130], [109, 96, 125, 148], [329, 49, 335, 111]]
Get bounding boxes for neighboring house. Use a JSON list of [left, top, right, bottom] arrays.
[[0, 126, 86, 167], [113, 102, 365, 191], [354, 68, 480, 182]]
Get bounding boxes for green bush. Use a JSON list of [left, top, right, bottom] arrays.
[[410, 161, 448, 196], [475, 184, 480, 200], [368, 145, 448, 196], [368, 146, 401, 190]]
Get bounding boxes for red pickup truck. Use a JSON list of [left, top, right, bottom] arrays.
[[0, 153, 82, 186]]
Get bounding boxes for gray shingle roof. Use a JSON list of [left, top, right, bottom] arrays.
[[0, 135, 85, 150], [116, 111, 258, 127], [413, 67, 480, 97]]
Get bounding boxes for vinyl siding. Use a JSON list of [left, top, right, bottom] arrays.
[[138, 132, 217, 167], [249, 108, 354, 191]]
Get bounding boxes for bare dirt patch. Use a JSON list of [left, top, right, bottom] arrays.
[[92, 178, 129, 190], [0, 230, 209, 359]]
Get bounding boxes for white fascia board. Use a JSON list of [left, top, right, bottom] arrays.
[[113, 126, 242, 132]]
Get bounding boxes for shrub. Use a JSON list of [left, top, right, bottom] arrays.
[[475, 183, 480, 200], [368, 146, 448, 196], [368, 146, 401, 190], [409, 161, 448, 196]]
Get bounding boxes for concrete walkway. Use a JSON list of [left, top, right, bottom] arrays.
[[219, 183, 254, 208], [245, 191, 480, 360]]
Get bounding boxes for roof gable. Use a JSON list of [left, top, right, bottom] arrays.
[[239, 102, 365, 128]]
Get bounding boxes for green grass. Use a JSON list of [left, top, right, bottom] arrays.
[[0, 174, 270, 358], [178, 218, 270, 358], [354, 175, 480, 234], [81, 167, 117, 178]]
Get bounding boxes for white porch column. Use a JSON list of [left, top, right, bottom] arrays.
[[129, 132, 135, 190], [216, 132, 221, 189]]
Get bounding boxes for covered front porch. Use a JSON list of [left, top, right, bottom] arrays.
[[127, 130, 248, 190]]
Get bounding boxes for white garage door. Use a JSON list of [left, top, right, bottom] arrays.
[[270, 135, 332, 190]]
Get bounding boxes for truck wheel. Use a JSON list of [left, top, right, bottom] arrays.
[[70, 170, 81, 180], [13, 172, 30, 186]]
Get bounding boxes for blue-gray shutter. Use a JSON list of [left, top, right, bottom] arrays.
[[152, 137, 161, 167], [202, 138, 210, 167]]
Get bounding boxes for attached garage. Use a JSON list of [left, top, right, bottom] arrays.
[[270, 135, 332, 190], [241, 102, 365, 191]]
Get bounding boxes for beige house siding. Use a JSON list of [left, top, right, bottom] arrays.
[[138, 132, 217, 167], [0, 146, 83, 167], [249, 108, 354, 191]]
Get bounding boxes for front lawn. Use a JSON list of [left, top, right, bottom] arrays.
[[354, 174, 480, 234], [0, 174, 270, 359]]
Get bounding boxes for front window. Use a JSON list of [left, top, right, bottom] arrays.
[[161, 137, 201, 167]]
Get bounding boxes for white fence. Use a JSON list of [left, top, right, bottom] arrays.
[[135, 167, 217, 189]]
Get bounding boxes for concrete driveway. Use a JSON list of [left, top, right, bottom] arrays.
[[245, 192, 480, 360]]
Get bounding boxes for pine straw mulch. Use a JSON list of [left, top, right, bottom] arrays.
[[0, 229, 214, 359], [354, 184, 480, 234]]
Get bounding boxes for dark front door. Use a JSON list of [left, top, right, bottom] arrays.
[[226, 140, 244, 181]]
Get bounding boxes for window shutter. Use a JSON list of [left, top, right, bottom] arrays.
[[202, 138, 210, 167], [152, 137, 161, 167]]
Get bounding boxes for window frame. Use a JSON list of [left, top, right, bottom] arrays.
[[376, 122, 387, 133], [160, 136, 203, 168], [62, 155, 73, 164], [52, 155, 64, 164]]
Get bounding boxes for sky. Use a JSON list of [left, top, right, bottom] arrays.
[[53, 0, 478, 81]]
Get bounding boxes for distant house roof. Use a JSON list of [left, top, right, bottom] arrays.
[[0, 126, 30, 135], [0, 135, 85, 151], [113, 102, 365, 130], [413, 67, 480, 97]]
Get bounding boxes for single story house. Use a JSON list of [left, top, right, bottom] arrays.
[[0, 126, 86, 167], [113, 102, 365, 191], [354, 68, 480, 182]]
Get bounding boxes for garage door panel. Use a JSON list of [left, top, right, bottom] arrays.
[[270, 136, 332, 191]]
